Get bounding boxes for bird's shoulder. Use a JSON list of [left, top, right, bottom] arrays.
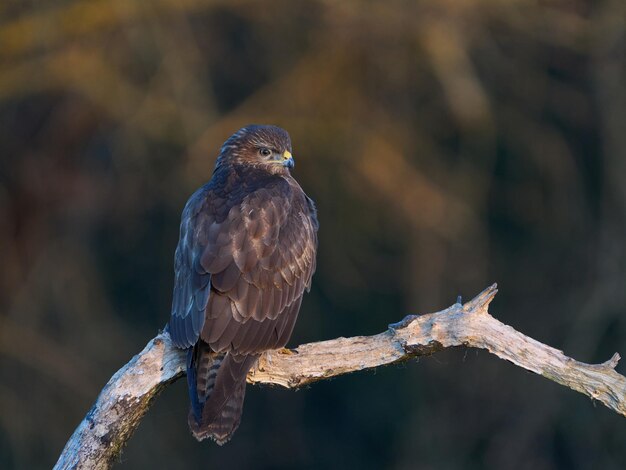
[[281, 175, 318, 230], [183, 166, 296, 227]]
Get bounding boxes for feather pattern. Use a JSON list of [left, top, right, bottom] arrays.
[[167, 125, 318, 444]]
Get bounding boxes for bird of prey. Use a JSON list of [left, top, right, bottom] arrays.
[[168, 125, 318, 444]]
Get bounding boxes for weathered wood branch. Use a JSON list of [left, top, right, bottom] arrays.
[[54, 284, 626, 469]]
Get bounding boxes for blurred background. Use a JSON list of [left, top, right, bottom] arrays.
[[1, 0, 625, 468]]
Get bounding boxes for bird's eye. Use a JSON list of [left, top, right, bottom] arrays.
[[259, 148, 272, 157]]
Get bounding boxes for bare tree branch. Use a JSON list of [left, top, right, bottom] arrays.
[[53, 284, 626, 469]]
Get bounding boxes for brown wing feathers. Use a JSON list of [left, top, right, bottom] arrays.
[[168, 127, 318, 444], [198, 180, 315, 353], [168, 188, 214, 349]]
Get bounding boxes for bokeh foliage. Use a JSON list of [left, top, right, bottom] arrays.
[[1, 0, 625, 468]]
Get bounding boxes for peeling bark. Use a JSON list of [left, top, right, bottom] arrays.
[[54, 284, 626, 469]]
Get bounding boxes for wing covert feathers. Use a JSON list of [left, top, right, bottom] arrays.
[[170, 165, 318, 444]]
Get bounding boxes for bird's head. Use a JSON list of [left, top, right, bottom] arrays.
[[216, 125, 294, 173]]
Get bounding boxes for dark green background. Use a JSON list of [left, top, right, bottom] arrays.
[[1, 1, 625, 468]]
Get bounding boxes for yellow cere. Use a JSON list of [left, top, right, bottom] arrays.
[[283, 151, 292, 160]]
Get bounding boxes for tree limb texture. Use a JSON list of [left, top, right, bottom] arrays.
[[54, 284, 626, 469]]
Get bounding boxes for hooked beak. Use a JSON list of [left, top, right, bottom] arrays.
[[282, 150, 295, 169]]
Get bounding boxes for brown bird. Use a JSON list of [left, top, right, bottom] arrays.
[[168, 125, 318, 444]]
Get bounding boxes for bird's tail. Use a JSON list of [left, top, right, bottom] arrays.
[[186, 341, 258, 445]]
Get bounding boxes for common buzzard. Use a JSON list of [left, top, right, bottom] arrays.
[[168, 125, 318, 444]]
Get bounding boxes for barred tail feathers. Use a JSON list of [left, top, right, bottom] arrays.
[[187, 343, 258, 445]]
